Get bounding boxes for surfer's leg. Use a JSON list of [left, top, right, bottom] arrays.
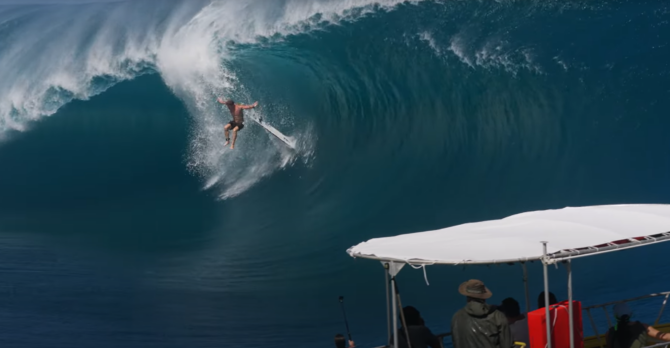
[[231, 126, 239, 149], [224, 123, 231, 145]]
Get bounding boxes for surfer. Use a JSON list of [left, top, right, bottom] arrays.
[[217, 97, 258, 149]]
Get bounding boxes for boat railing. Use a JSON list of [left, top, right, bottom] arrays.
[[429, 332, 526, 348], [370, 343, 527, 348], [583, 291, 670, 348], [640, 342, 670, 348], [369, 333, 453, 348], [436, 332, 451, 348]]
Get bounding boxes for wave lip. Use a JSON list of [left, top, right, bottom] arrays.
[[0, 0, 422, 135]]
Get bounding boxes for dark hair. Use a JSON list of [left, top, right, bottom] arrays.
[[402, 306, 424, 326], [612, 315, 635, 348], [334, 334, 346, 348], [499, 297, 521, 317], [538, 291, 558, 308], [224, 99, 234, 105]]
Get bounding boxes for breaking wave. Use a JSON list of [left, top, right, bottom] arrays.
[[0, 0, 601, 198], [0, 0, 413, 198]]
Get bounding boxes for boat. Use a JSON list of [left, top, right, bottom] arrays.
[[346, 204, 670, 348]]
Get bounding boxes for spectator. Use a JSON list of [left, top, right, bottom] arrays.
[[537, 291, 558, 309], [391, 306, 441, 348], [451, 279, 514, 348], [606, 302, 670, 348], [498, 297, 530, 348], [334, 334, 355, 348]]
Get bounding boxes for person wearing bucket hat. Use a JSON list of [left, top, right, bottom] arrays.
[[451, 279, 513, 348], [606, 302, 670, 348]]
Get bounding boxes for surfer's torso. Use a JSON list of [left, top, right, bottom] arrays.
[[226, 104, 245, 124]]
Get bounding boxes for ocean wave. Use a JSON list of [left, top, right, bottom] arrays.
[[3, 0, 666, 202], [0, 0, 423, 198]]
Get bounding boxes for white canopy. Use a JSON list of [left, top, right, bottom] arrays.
[[347, 204, 670, 265]]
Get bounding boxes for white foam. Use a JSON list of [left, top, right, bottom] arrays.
[[418, 31, 442, 57], [447, 35, 475, 68], [553, 56, 569, 71], [445, 32, 541, 74]]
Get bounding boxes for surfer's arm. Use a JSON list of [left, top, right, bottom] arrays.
[[239, 102, 258, 109]]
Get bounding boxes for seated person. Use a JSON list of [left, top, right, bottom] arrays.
[[606, 302, 670, 348], [498, 297, 530, 348], [537, 291, 558, 309], [391, 306, 441, 348]]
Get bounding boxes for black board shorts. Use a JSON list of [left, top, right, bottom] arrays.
[[228, 120, 244, 131]]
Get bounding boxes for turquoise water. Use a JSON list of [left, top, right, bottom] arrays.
[[1, 0, 670, 347]]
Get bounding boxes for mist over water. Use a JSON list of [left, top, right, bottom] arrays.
[[1, 0, 670, 347]]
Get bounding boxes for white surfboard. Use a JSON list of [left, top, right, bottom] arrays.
[[248, 115, 297, 149]]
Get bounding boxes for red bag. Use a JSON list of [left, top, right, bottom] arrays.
[[527, 300, 584, 348]]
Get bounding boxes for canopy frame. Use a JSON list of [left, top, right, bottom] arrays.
[[348, 232, 670, 266], [352, 205, 670, 348]]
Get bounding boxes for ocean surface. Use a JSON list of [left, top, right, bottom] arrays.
[[1, 0, 670, 347]]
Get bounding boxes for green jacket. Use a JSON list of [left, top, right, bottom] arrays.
[[451, 301, 514, 348]]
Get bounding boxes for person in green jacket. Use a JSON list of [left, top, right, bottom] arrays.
[[451, 279, 514, 348]]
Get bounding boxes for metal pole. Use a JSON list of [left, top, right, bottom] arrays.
[[338, 296, 353, 341], [567, 260, 574, 348], [603, 307, 613, 329], [586, 309, 604, 348], [655, 293, 670, 326], [394, 281, 412, 348], [391, 276, 398, 348], [522, 262, 530, 314], [385, 264, 391, 345], [543, 242, 552, 348]]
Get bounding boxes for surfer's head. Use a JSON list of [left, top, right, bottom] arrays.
[[223, 99, 234, 105]]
